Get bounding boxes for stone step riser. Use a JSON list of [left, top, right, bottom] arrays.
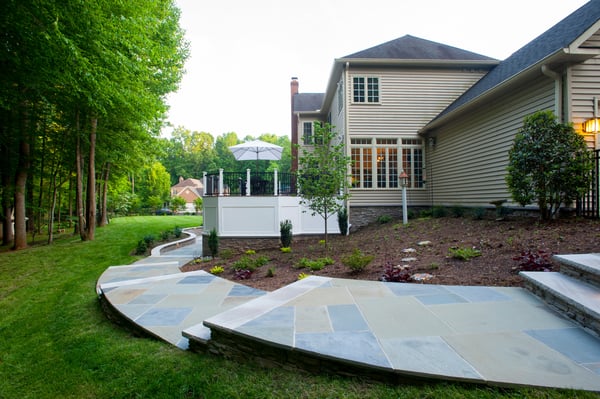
[[520, 271, 600, 337]]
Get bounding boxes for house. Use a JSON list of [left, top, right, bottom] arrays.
[[292, 1, 600, 226], [171, 177, 204, 213]]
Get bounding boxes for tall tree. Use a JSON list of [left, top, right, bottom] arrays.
[[297, 122, 351, 243]]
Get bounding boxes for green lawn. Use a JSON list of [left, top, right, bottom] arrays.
[[0, 216, 593, 398]]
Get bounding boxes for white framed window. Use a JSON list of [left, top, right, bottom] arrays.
[[350, 137, 424, 188], [302, 122, 312, 144], [352, 76, 379, 103]]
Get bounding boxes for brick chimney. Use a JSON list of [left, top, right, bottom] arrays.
[[290, 77, 299, 176]]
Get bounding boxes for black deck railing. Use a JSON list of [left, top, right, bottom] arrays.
[[204, 171, 296, 196], [577, 149, 600, 219]]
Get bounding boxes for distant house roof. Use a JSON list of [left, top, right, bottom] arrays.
[[172, 178, 203, 189], [434, 1, 600, 122], [342, 34, 497, 61], [293, 93, 324, 113]]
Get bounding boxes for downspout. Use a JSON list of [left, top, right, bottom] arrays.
[[344, 61, 351, 230], [541, 64, 562, 121]]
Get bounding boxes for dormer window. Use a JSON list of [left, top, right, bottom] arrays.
[[353, 77, 379, 103]]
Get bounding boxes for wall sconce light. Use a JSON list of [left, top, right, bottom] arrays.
[[428, 137, 436, 149], [583, 118, 600, 133]]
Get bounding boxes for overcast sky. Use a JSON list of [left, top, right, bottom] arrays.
[[164, 0, 589, 139]]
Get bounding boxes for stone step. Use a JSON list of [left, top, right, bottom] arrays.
[[520, 271, 600, 336], [554, 253, 600, 288]]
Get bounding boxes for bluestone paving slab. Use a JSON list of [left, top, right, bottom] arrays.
[[379, 336, 482, 380], [525, 327, 600, 366], [444, 332, 600, 391], [295, 305, 332, 333]]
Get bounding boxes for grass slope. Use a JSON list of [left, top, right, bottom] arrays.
[[0, 216, 594, 398]]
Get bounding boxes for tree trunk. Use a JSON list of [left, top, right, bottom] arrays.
[[0, 109, 15, 246], [85, 116, 97, 240], [98, 162, 110, 227], [75, 110, 87, 240], [13, 102, 30, 250]]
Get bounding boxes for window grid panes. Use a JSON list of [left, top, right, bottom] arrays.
[[367, 77, 379, 102], [351, 137, 423, 189], [353, 77, 365, 103]]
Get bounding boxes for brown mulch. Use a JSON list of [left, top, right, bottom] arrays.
[[181, 216, 600, 292]]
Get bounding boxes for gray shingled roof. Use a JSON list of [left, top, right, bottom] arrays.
[[436, 0, 600, 120], [293, 93, 324, 112], [342, 34, 497, 61]]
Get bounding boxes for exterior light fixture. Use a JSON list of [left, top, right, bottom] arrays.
[[399, 171, 409, 224], [583, 118, 600, 133]]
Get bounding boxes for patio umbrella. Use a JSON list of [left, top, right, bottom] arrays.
[[228, 139, 283, 162]]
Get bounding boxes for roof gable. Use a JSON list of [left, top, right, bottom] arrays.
[[435, 1, 600, 121], [172, 178, 203, 189], [342, 35, 497, 61]]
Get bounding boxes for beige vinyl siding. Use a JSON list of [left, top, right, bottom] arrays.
[[347, 67, 488, 136], [347, 67, 487, 206], [426, 75, 555, 207], [571, 56, 600, 146]]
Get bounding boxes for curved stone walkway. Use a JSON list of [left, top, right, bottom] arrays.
[[96, 230, 600, 392]]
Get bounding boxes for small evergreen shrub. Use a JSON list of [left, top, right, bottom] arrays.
[[342, 249, 374, 272], [280, 219, 293, 247], [173, 226, 183, 238], [296, 257, 334, 271], [266, 267, 275, 277], [143, 234, 155, 247], [431, 206, 446, 218], [377, 215, 392, 224], [449, 205, 465, 218], [135, 240, 148, 255], [220, 248, 235, 259], [337, 207, 349, 235], [297, 272, 309, 280], [207, 228, 219, 257], [471, 207, 486, 220], [280, 247, 292, 253], [159, 230, 171, 241]]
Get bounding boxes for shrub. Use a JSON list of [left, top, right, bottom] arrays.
[[232, 254, 269, 271], [471, 207, 486, 220], [506, 110, 593, 220], [280, 219, 293, 248], [245, 249, 256, 255], [209, 265, 225, 275], [297, 272, 309, 280], [431, 206, 446, 218], [173, 226, 183, 238], [266, 267, 275, 277], [296, 257, 334, 271], [377, 215, 392, 224], [449, 205, 465, 218], [341, 249, 374, 272], [143, 234, 155, 247], [513, 250, 553, 272], [234, 269, 253, 280], [207, 228, 219, 257], [449, 246, 482, 261], [159, 230, 171, 241], [381, 262, 412, 282], [220, 248, 234, 259], [135, 240, 148, 255], [280, 247, 292, 253], [337, 207, 349, 235]]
